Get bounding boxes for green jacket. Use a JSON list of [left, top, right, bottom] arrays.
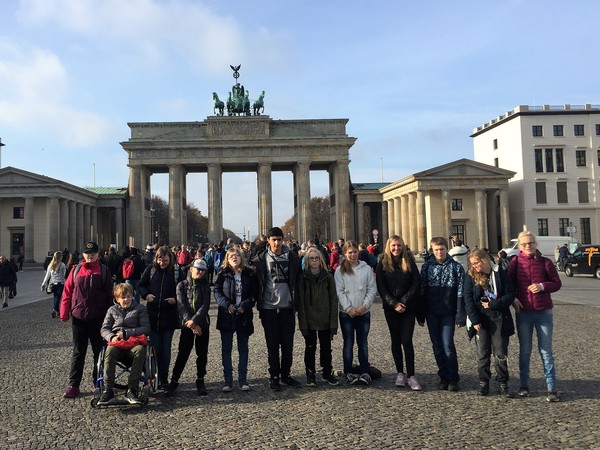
[[298, 269, 338, 333]]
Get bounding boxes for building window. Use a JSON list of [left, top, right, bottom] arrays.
[[556, 181, 568, 203], [596, 124, 600, 135], [597, 149, 600, 166], [451, 224, 465, 244], [576, 150, 587, 167], [532, 125, 543, 137], [537, 218, 549, 236], [555, 148, 564, 172], [553, 125, 563, 136], [451, 199, 463, 211], [580, 218, 591, 244], [13, 207, 24, 219], [493, 139, 498, 150], [559, 218, 570, 236], [578, 180, 589, 203], [494, 157, 499, 168], [534, 149, 543, 172], [545, 149, 554, 172], [574, 124, 585, 136], [535, 182, 547, 204]]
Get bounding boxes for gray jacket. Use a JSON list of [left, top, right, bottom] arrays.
[[101, 302, 151, 342]]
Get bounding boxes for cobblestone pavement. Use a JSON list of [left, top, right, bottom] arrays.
[[0, 269, 599, 449]]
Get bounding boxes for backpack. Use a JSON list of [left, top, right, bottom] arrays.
[[204, 251, 214, 269], [122, 257, 135, 280], [214, 251, 222, 271]]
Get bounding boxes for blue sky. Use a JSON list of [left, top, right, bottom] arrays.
[[1, 0, 599, 239]]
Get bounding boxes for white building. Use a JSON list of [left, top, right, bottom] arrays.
[[472, 104, 600, 245]]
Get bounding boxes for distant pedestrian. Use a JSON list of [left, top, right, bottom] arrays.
[[0, 255, 16, 308], [41, 251, 66, 318]]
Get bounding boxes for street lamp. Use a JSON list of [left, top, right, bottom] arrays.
[[0, 138, 5, 169]]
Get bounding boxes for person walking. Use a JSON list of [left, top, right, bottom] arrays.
[[0, 255, 17, 308], [41, 251, 67, 318]]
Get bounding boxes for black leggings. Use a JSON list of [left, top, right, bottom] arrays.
[[383, 308, 416, 377]]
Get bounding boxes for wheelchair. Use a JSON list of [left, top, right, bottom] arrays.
[[91, 341, 158, 408]]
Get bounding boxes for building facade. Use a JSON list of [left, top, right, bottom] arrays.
[[472, 104, 600, 244]]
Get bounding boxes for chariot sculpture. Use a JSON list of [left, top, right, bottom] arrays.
[[212, 65, 265, 117]]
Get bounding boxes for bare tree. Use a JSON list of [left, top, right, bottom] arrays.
[[280, 196, 330, 243]]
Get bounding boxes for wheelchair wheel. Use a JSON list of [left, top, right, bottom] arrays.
[[145, 344, 159, 393], [91, 346, 107, 408]]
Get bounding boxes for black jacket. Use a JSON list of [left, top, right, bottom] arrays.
[[214, 267, 258, 334], [376, 257, 423, 321], [176, 273, 211, 329], [138, 265, 183, 331]]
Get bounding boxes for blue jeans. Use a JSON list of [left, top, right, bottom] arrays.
[[339, 311, 370, 375], [426, 313, 459, 382], [220, 330, 250, 384], [53, 283, 64, 313], [516, 309, 556, 391], [149, 329, 175, 384]]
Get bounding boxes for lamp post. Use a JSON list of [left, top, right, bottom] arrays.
[[0, 138, 5, 169]]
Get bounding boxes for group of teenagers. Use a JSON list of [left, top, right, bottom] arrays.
[[48, 226, 562, 405]]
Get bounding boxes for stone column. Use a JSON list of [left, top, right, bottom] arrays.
[[475, 189, 488, 249], [83, 204, 91, 242], [169, 165, 185, 245], [387, 199, 395, 240], [400, 194, 410, 245], [416, 191, 426, 254], [115, 205, 123, 251], [207, 163, 223, 244], [24, 197, 34, 262], [499, 189, 510, 248], [356, 200, 365, 243], [76, 202, 84, 251], [128, 166, 144, 248], [294, 161, 312, 243], [442, 189, 452, 239], [49, 197, 59, 253], [91, 206, 97, 244], [381, 200, 388, 243], [336, 160, 352, 240], [68, 200, 76, 252], [407, 192, 416, 251], [393, 196, 401, 237], [257, 163, 273, 235], [60, 198, 69, 251]]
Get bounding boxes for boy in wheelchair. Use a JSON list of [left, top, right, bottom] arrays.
[[98, 283, 150, 405]]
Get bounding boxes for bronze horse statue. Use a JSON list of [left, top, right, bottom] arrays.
[[253, 90, 265, 116], [212, 92, 225, 116]]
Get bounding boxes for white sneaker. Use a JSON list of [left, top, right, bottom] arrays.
[[395, 372, 406, 387], [407, 376, 422, 391], [222, 383, 233, 393], [240, 383, 251, 391]]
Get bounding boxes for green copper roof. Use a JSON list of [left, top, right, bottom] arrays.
[[351, 182, 391, 190], [84, 187, 128, 195]]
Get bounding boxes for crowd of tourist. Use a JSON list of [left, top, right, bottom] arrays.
[[50, 227, 562, 404]]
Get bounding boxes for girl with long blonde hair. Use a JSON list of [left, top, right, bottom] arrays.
[[41, 251, 66, 318]]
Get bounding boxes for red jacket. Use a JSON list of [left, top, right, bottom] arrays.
[[60, 261, 113, 321], [508, 250, 561, 312]]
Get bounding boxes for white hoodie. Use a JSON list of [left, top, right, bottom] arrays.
[[334, 260, 377, 313]]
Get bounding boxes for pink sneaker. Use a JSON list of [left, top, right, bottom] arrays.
[[395, 372, 406, 387], [407, 376, 422, 391], [63, 386, 80, 398]]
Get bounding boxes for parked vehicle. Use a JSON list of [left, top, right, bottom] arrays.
[[564, 245, 600, 278], [501, 236, 577, 260]]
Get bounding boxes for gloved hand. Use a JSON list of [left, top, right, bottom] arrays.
[[329, 329, 337, 341]]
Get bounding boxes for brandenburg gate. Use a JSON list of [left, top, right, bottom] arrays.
[[121, 115, 356, 246]]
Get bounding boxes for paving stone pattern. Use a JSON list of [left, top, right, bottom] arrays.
[[0, 269, 599, 449]]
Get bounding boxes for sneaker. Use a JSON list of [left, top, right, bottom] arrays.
[[323, 371, 340, 386], [479, 381, 490, 396], [407, 376, 422, 391], [164, 381, 179, 397], [269, 377, 281, 391], [240, 382, 251, 391], [306, 373, 317, 387], [63, 386, 80, 398], [357, 373, 372, 386], [125, 388, 141, 405], [395, 372, 407, 387], [547, 391, 560, 402], [437, 379, 449, 391], [98, 388, 114, 405], [2, 303, 7, 308], [51, 310, 57, 318], [448, 380, 460, 392], [281, 376, 301, 388], [196, 379, 208, 396], [517, 386, 529, 398], [222, 382, 233, 393], [499, 383, 511, 398], [346, 373, 358, 385]]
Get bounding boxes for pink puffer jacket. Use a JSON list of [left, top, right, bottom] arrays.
[[508, 250, 561, 312]]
